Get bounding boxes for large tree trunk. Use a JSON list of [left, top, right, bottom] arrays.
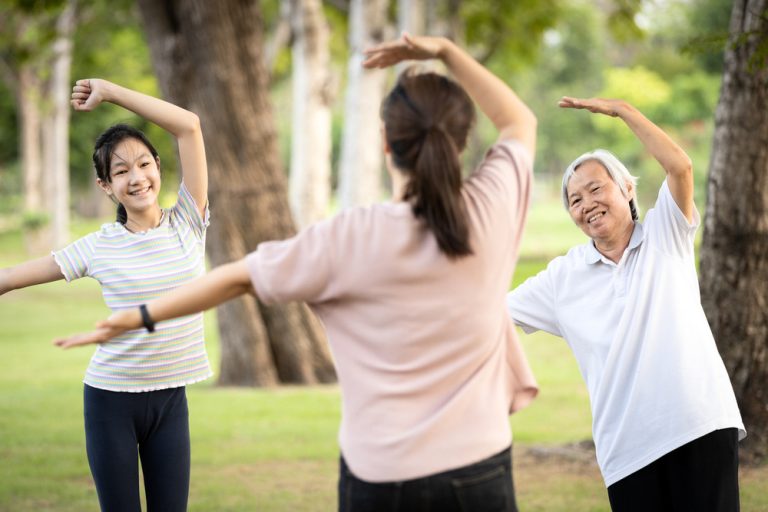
[[288, 0, 333, 227], [135, 0, 334, 385], [42, 0, 76, 250], [337, 0, 389, 209], [699, 0, 768, 463]]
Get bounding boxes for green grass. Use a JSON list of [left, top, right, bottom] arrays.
[[1, 204, 766, 511]]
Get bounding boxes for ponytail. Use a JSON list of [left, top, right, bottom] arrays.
[[382, 71, 476, 259], [404, 126, 472, 258], [116, 203, 128, 224]]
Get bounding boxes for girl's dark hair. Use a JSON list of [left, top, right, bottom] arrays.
[[381, 69, 476, 258], [92, 124, 160, 224]]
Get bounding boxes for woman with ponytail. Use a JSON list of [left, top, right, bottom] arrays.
[[56, 35, 537, 511], [1, 79, 210, 511]]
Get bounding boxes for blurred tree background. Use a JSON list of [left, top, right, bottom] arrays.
[[5, 0, 766, 462], [0, 0, 731, 222]]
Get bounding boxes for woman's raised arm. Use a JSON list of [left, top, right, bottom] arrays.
[[559, 97, 694, 221], [364, 34, 537, 155]]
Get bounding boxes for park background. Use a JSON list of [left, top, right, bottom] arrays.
[[1, 0, 766, 510]]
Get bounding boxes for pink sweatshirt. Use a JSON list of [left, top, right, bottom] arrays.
[[246, 139, 537, 482]]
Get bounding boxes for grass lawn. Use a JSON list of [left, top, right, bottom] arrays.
[[1, 200, 766, 511]]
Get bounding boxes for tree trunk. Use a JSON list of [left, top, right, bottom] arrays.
[[398, 0, 425, 37], [18, 67, 44, 216], [288, 0, 333, 227], [396, 0, 426, 74], [42, 0, 76, 250], [2, 5, 75, 254], [337, 0, 390, 209], [699, 0, 768, 463], [135, 0, 335, 386]]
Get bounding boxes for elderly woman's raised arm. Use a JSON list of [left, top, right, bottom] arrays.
[[559, 97, 694, 222]]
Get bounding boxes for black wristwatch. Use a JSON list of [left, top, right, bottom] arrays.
[[139, 304, 156, 333]]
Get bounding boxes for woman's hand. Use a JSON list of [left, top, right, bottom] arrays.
[[363, 33, 446, 69], [71, 78, 110, 112], [558, 96, 626, 117], [53, 309, 138, 349]]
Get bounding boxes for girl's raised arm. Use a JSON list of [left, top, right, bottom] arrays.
[[363, 34, 537, 155], [71, 79, 208, 216]]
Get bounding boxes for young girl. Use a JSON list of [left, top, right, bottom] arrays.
[[0, 79, 210, 511], [57, 35, 538, 511]]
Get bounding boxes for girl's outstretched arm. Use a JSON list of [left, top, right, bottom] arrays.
[[363, 33, 537, 155], [559, 97, 694, 221], [71, 79, 208, 216], [0, 256, 64, 296], [54, 259, 253, 348]]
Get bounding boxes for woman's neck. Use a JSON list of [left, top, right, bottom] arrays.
[[594, 221, 635, 264], [389, 165, 410, 202]]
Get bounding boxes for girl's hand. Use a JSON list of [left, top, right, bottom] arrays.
[[71, 79, 109, 111], [558, 96, 626, 118], [53, 310, 136, 349], [363, 33, 445, 69]]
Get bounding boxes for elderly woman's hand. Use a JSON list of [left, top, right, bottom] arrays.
[[559, 97, 628, 118]]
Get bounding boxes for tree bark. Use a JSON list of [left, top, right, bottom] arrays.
[[398, 0, 425, 37], [18, 66, 44, 215], [699, 0, 768, 463], [288, 0, 333, 227], [135, 0, 335, 385], [337, 0, 390, 209], [42, 0, 76, 250]]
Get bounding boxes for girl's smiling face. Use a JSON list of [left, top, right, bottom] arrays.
[[98, 137, 161, 214]]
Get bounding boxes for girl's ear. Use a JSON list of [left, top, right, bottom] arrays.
[[155, 156, 161, 171], [96, 178, 112, 195]]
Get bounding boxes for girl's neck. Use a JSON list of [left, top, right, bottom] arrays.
[[124, 207, 164, 233]]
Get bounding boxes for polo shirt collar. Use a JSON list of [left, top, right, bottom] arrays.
[[585, 222, 645, 265]]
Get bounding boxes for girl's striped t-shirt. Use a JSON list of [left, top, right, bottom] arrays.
[[54, 182, 212, 392]]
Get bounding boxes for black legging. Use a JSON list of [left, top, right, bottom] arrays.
[[84, 384, 190, 512]]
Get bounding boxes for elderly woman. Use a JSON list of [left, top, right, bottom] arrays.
[[506, 97, 745, 511]]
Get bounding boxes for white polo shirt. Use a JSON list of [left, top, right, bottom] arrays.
[[507, 180, 744, 487]]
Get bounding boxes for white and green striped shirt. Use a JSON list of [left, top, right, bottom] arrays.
[[54, 182, 212, 392]]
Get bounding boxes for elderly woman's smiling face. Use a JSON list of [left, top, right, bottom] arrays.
[[566, 159, 635, 245]]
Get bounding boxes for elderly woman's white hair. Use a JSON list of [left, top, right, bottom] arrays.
[[561, 149, 640, 221]]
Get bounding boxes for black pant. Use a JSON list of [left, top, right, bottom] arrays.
[[607, 428, 740, 512], [338, 446, 518, 512], [84, 384, 191, 512]]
